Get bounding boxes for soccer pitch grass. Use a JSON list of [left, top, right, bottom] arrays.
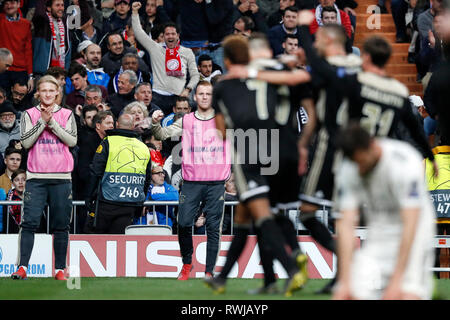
[[0, 278, 449, 300]]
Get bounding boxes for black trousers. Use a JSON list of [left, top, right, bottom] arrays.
[[94, 201, 140, 234]]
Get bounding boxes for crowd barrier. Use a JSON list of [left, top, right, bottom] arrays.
[[0, 200, 331, 235]]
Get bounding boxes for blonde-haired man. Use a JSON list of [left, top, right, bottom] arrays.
[[12, 75, 77, 281]]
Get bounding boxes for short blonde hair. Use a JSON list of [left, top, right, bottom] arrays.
[[34, 75, 61, 101], [122, 101, 149, 118]]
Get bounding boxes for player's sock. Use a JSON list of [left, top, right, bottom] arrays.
[[256, 216, 298, 277], [217, 224, 250, 281], [275, 213, 301, 253], [301, 216, 336, 253], [256, 225, 276, 286], [178, 226, 194, 265], [18, 227, 35, 268], [53, 230, 69, 270]]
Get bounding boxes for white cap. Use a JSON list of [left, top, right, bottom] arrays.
[[77, 40, 94, 54], [409, 95, 424, 108]]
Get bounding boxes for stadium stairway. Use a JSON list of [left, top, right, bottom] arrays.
[[353, 0, 424, 97]]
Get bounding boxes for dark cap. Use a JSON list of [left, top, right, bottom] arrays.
[[0, 101, 17, 116]]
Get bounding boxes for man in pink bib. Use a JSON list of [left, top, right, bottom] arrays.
[[151, 81, 230, 281], [11, 75, 77, 281]]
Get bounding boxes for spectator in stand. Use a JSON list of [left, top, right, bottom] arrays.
[[10, 79, 33, 113], [204, 0, 234, 72], [410, 95, 436, 146], [5, 168, 26, 234], [320, 5, 357, 54], [282, 33, 299, 54], [139, 0, 171, 35], [123, 17, 149, 61], [0, 0, 33, 93], [268, 6, 303, 56], [101, 32, 150, 78], [0, 147, 21, 194], [143, 130, 165, 167], [391, 0, 411, 43], [0, 48, 13, 74], [71, 0, 107, 54], [0, 101, 21, 157], [109, 52, 151, 93], [309, 0, 352, 40], [335, 0, 358, 39], [232, 0, 269, 34], [83, 84, 109, 111], [132, 2, 200, 115], [102, 0, 131, 35], [122, 101, 151, 133], [197, 54, 222, 83], [134, 82, 161, 116], [107, 69, 138, 117], [80, 105, 99, 130], [267, 0, 296, 28], [177, 0, 209, 57], [161, 95, 191, 128], [66, 43, 111, 95], [424, 8, 450, 147], [233, 15, 255, 37], [151, 24, 165, 44], [66, 63, 108, 110], [7, 139, 26, 171], [138, 165, 178, 227], [32, 0, 72, 77], [417, 0, 445, 88]]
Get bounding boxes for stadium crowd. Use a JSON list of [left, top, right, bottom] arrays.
[[0, 0, 448, 242]]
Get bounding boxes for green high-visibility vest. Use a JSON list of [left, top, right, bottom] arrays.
[[101, 135, 151, 203]]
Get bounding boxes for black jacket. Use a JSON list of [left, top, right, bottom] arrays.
[[74, 126, 103, 199], [107, 89, 136, 118], [100, 46, 150, 78]]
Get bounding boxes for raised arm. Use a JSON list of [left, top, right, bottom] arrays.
[[131, 2, 160, 55]]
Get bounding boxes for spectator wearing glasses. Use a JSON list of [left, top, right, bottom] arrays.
[[138, 165, 178, 227], [10, 79, 32, 113]]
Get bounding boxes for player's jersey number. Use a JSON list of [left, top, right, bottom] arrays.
[[245, 80, 290, 125], [360, 103, 395, 136]]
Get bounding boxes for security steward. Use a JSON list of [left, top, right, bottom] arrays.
[[85, 113, 152, 234]]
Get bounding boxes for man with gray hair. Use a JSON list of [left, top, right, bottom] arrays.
[[0, 48, 13, 74], [134, 82, 160, 116], [0, 100, 20, 157], [107, 69, 138, 117], [109, 52, 151, 93]]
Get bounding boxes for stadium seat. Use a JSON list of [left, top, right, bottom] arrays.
[[125, 225, 172, 235]]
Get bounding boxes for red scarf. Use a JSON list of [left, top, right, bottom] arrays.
[[165, 43, 183, 77], [47, 12, 66, 68]]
